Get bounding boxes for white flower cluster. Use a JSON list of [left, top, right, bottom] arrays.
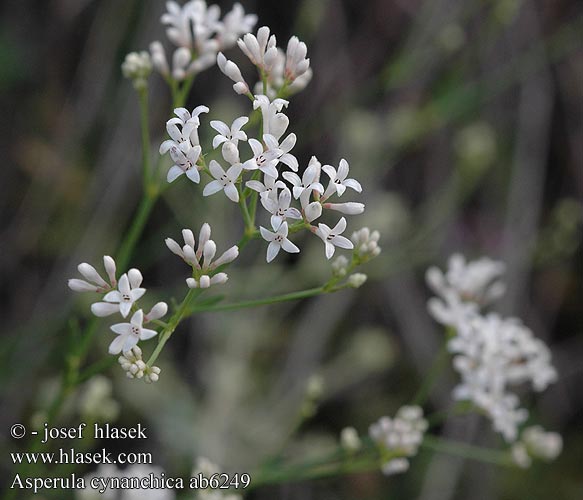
[[369, 405, 428, 475], [426, 254, 558, 441], [118, 346, 161, 383], [149, 1, 257, 81], [159, 93, 367, 262], [218, 26, 312, 98], [68, 257, 168, 358], [511, 425, 562, 468], [166, 223, 239, 289], [121, 51, 153, 89]]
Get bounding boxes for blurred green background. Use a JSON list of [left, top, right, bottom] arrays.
[[0, 0, 582, 498]]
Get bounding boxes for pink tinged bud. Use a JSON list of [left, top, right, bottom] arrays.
[[182, 229, 195, 248], [91, 302, 121, 317], [210, 273, 228, 285], [68, 279, 99, 293], [166, 238, 184, 257], [103, 256, 117, 286], [233, 82, 249, 95], [324, 202, 365, 215], [145, 302, 168, 322], [127, 268, 143, 288], [212, 246, 239, 268], [77, 263, 108, 288]]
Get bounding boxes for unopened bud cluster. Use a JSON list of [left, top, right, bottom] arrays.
[[121, 51, 152, 89], [118, 346, 161, 383], [369, 405, 427, 476], [351, 227, 381, 261], [511, 425, 562, 468]]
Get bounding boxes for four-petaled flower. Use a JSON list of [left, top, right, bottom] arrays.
[[203, 160, 243, 202], [92, 271, 146, 318], [315, 217, 354, 259], [166, 144, 202, 183], [282, 158, 323, 199], [210, 116, 248, 149], [246, 174, 285, 200], [109, 310, 158, 355], [264, 133, 298, 171], [242, 139, 281, 178], [260, 221, 300, 262], [322, 159, 362, 198], [260, 187, 302, 229]]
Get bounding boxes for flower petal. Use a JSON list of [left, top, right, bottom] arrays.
[[266, 241, 281, 262]]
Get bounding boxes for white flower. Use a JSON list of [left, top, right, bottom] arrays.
[[211, 116, 248, 149], [203, 160, 243, 202], [216, 3, 258, 49], [253, 95, 289, 140], [68, 256, 116, 293], [264, 133, 298, 171], [217, 52, 249, 94], [246, 174, 285, 200], [149, 41, 170, 76], [108, 310, 157, 355], [160, 106, 209, 151], [260, 187, 302, 229], [315, 217, 354, 259], [166, 143, 202, 183], [284, 36, 310, 82], [237, 26, 278, 70], [121, 51, 152, 89], [260, 221, 300, 262], [322, 159, 362, 198], [161, 1, 196, 48], [340, 427, 362, 452], [446, 312, 557, 441], [242, 138, 281, 178], [118, 345, 147, 379], [92, 271, 146, 318], [426, 254, 506, 306], [282, 158, 323, 200], [369, 406, 427, 476]]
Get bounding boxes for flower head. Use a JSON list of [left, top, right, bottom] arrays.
[[315, 217, 354, 259], [203, 160, 243, 202], [260, 221, 300, 262], [92, 271, 146, 318], [109, 310, 158, 355]]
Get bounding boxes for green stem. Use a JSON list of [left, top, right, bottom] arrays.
[[116, 193, 157, 270], [421, 435, 514, 467], [191, 286, 326, 314], [147, 288, 202, 366]]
